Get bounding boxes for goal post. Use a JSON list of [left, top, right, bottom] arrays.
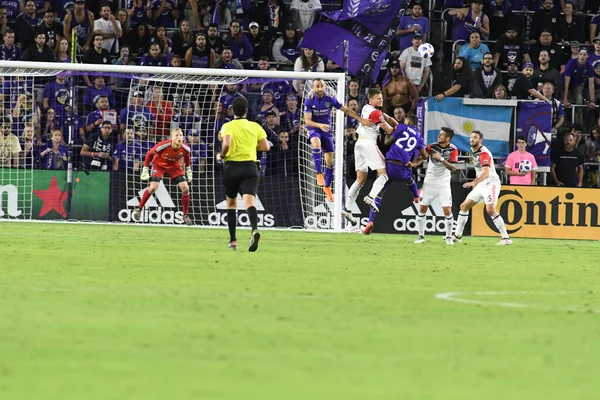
[[0, 61, 347, 232]]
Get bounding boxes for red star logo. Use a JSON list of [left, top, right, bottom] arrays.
[[33, 176, 70, 218]]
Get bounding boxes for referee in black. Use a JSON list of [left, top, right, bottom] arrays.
[[220, 97, 271, 251]]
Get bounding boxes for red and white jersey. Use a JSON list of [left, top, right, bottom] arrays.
[[472, 145, 500, 183], [424, 142, 459, 184], [144, 139, 191, 169], [356, 104, 385, 142]]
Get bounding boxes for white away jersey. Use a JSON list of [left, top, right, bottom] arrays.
[[424, 142, 459, 183], [472, 145, 500, 183], [356, 104, 384, 142]]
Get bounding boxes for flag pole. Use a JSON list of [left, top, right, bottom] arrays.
[[66, 28, 77, 220]]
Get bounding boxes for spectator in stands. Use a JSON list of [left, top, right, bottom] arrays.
[[81, 120, 115, 171], [551, 132, 583, 187], [493, 25, 531, 70], [33, 0, 51, 16], [128, 23, 152, 57], [215, 47, 243, 69], [261, 74, 294, 112], [293, 47, 324, 92], [494, 83, 510, 99], [42, 74, 69, 113], [206, 23, 225, 56], [591, 37, 600, 105], [112, 46, 136, 92], [458, 31, 490, 70], [147, 86, 173, 139], [170, 54, 182, 67], [219, 84, 244, 118], [182, 0, 203, 31], [38, 11, 63, 50], [395, 1, 429, 53], [41, 107, 60, 142], [530, 30, 565, 73], [116, 8, 131, 49], [272, 23, 301, 66], [94, 4, 122, 55], [187, 130, 207, 176], [171, 19, 194, 58], [0, 5, 16, 25], [561, 1, 585, 44], [511, 62, 550, 101], [449, 0, 490, 42], [22, 30, 54, 61], [0, 28, 23, 60], [82, 33, 112, 87], [434, 57, 473, 101], [250, 0, 288, 34], [119, 90, 155, 135], [345, 98, 359, 128], [203, 0, 232, 31], [85, 94, 113, 136], [247, 21, 274, 61], [40, 129, 68, 170], [226, 19, 253, 61], [128, 0, 152, 28], [348, 78, 367, 110], [488, 0, 511, 40], [584, 125, 600, 186], [171, 102, 201, 132], [12, 91, 40, 140], [63, 0, 94, 53], [393, 106, 406, 123], [0, 8, 8, 38], [567, 40, 581, 61], [152, 0, 178, 28], [290, 0, 321, 33], [382, 60, 418, 115], [541, 81, 565, 134], [140, 42, 169, 66], [400, 33, 431, 95], [112, 128, 143, 172], [256, 88, 279, 126], [0, 120, 21, 167], [533, 50, 563, 98], [12, 0, 40, 50], [83, 75, 116, 113], [562, 48, 595, 123], [19, 125, 39, 168], [152, 25, 172, 55], [54, 37, 71, 62], [531, 0, 566, 42], [472, 52, 502, 98], [504, 135, 538, 185], [185, 32, 216, 67], [280, 93, 300, 137]]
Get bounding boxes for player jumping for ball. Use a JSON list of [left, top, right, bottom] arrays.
[[453, 130, 512, 245], [304, 78, 373, 202], [134, 128, 193, 225]]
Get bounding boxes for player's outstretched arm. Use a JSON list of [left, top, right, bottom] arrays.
[[339, 105, 374, 127], [382, 113, 399, 128]]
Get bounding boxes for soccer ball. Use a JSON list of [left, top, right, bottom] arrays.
[[518, 160, 532, 173], [418, 43, 435, 59]]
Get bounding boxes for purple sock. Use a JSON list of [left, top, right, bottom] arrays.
[[324, 165, 333, 187], [407, 179, 419, 198], [368, 189, 386, 223], [312, 148, 322, 174]]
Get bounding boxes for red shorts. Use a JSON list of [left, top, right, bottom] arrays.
[[151, 164, 185, 180]]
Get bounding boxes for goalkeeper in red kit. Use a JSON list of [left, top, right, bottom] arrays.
[[133, 128, 193, 225]]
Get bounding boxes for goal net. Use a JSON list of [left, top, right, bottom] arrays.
[[0, 62, 346, 232]]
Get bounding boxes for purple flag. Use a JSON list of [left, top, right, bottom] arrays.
[[516, 102, 552, 167], [301, 0, 402, 83], [416, 97, 426, 135]]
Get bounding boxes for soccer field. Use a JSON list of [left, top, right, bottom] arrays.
[[1, 222, 598, 400]]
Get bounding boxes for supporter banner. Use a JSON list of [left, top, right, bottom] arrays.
[[416, 97, 426, 134], [301, 0, 401, 82], [516, 102, 552, 167], [425, 97, 512, 157], [471, 186, 600, 240]]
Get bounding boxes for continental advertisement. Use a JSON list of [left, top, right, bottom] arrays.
[[471, 186, 600, 240], [0, 169, 109, 221]]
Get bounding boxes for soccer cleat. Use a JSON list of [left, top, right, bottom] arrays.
[[183, 214, 193, 226], [496, 238, 513, 246], [363, 195, 379, 212], [316, 173, 325, 187], [414, 236, 425, 244], [452, 234, 462, 243], [341, 207, 356, 223], [323, 186, 334, 202], [248, 231, 261, 252], [362, 221, 374, 235], [132, 208, 142, 222], [445, 237, 454, 245], [228, 241, 238, 250]]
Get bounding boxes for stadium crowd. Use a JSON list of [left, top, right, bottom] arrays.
[[0, 0, 598, 187]]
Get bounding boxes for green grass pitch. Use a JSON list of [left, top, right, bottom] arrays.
[[1, 222, 599, 400]]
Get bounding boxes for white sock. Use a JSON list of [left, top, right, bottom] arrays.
[[368, 174, 389, 198], [345, 180, 362, 210], [491, 213, 509, 239], [455, 211, 469, 238], [417, 212, 426, 237], [445, 213, 454, 238]]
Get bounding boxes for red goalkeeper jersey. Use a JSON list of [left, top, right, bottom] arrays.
[[144, 140, 191, 169]]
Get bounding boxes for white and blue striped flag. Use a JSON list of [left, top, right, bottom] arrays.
[[425, 98, 512, 157]]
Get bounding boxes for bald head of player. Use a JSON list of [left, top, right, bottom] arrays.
[[312, 79, 326, 98], [232, 96, 248, 119], [171, 128, 184, 148], [470, 130, 483, 150]]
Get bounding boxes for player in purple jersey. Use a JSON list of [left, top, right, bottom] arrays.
[[303, 78, 372, 201], [363, 115, 427, 235]]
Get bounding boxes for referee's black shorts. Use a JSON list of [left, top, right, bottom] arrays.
[[222, 161, 260, 199]]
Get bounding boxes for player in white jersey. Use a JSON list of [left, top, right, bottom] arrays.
[[453, 130, 512, 245], [342, 88, 396, 222], [410, 127, 458, 245]]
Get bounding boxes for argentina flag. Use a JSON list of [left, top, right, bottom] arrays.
[[425, 98, 512, 157]]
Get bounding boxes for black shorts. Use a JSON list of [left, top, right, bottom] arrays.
[[222, 161, 260, 199]]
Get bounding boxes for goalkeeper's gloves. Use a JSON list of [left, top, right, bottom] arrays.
[[141, 166, 150, 181], [186, 166, 193, 183]]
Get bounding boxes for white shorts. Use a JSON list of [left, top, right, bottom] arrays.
[[466, 180, 500, 205], [420, 180, 452, 207], [354, 139, 386, 172]]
